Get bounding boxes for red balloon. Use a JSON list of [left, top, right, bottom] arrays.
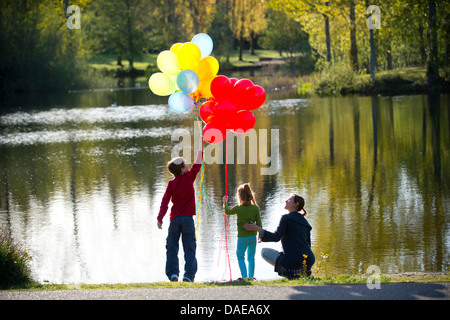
[[229, 77, 239, 86], [199, 100, 216, 123], [203, 122, 226, 144], [210, 75, 232, 102], [213, 100, 237, 128], [245, 85, 266, 110], [233, 110, 255, 133], [232, 79, 255, 109]]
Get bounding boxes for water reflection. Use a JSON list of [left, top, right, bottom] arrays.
[[0, 92, 449, 284]]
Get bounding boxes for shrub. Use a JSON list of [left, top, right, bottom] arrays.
[[0, 227, 34, 289]]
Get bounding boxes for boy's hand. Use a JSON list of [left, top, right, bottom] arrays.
[[157, 221, 163, 229], [222, 195, 228, 203]]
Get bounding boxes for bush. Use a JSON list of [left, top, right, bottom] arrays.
[[315, 60, 370, 94], [0, 227, 34, 289]]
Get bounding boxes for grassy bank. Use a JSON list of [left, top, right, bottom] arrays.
[[4, 273, 449, 292], [298, 64, 450, 96], [86, 51, 449, 96]]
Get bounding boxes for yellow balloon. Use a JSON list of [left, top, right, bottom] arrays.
[[157, 50, 180, 75], [176, 42, 201, 70], [195, 56, 219, 80], [170, 43, 182, 53], [148, 73, 176, 96]]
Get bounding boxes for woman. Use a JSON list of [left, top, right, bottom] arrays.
[[244, 194, 315, 279]]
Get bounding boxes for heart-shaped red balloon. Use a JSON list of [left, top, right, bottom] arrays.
[[210, 75, 232, 102], [213, 100, 237, 129], [233, 110, 255, 133], [245, 85, 266, 110], [203, 121, 226, 144], [199, 100, 217, 123], [232, 79, 255, 109]]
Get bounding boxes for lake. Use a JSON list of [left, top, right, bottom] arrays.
[[0, 84, 449, 284]]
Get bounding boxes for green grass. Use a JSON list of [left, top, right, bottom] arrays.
[[297, 64, 434, 96], [86, 50, 286, 71], [0, 227, 34, 289], [4, 273, 448, 292]]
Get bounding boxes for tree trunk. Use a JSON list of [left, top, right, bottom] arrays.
[[366, 0, 376, 82], [239, 36, 244, 61], [386, 41, 392, 70], [426, 0, 439, 85], [349, 0, 358, 70], [324, 13, 331, 62]]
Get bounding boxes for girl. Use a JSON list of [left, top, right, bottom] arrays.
[[222, 183, 262, 280]]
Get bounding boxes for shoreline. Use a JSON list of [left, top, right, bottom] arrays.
[[3, 272, 448, 292]]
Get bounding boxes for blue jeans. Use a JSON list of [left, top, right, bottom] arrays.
[[165, 216, 197, 280], [236, 235, 257, 279]]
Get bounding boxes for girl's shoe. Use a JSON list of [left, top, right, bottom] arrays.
[[170, 274, 178, 282]]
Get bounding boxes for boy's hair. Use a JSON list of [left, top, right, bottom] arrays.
[[167, 157, 185, 177], [236, 183, 257, 206]]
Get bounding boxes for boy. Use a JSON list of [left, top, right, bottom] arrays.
[[157, 144, 204, 282]]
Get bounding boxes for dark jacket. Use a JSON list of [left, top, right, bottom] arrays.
[[261, 211, 315, 279]]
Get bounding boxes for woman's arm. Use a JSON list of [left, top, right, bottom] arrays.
[[245, 215, 288, 242]]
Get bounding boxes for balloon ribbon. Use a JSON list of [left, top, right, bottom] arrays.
[[222, 131, 232, 281]]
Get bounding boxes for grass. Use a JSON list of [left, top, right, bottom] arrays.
[[86, 50, 286, 74], [0, 227, 34, 289], [297, 63, 449, 96], [4, 273, 449, 292]]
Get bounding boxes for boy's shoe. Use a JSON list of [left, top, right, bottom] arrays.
[[170, 274, 178, 282], [182, 276, 193, 282]]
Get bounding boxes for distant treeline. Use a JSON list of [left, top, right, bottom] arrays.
[[0, 0, 448, 92]]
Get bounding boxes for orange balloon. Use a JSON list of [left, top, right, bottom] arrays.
[[195, 56, 219, 80]]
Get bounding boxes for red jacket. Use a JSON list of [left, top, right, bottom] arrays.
[[157, 160, 202, 222]]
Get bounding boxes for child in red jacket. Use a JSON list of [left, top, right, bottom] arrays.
[[157, 143, 204, 282]]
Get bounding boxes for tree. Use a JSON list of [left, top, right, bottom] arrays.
[[228, 0, 267, 60], [86, 0, 147, 69], [349, 0, 358, 70], [188, 0, 216, 34], [259, 9, 307, 58], [426, 0, 439, 84], [208, 1, 234, 62], [266, 0, 333, 62], [0, 0, 91, 91]]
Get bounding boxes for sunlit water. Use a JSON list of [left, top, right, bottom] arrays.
[[0, 88, 449, 284]]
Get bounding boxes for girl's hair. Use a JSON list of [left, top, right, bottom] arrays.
[[293, 194, 307, 216], [236, 183, 257, 206]]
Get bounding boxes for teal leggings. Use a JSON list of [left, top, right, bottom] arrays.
[[236, 235, 257, 279]]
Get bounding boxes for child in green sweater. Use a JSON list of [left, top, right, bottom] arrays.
[[222, 183, 262, 280]]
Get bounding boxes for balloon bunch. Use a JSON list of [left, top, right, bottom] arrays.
[[200, 75, 266, 144], [148, 33, 219, 113]]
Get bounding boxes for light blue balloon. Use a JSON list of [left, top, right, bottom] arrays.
[[176, 69, 199, 94], [168, 91, 194, 113], [191, 33, 213, 58]]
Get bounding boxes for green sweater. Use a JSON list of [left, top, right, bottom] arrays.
[[223, 202, 262, 237]]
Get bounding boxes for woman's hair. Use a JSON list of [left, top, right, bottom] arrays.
[[293, 194, 307, 216], [236, 183, 257, 206]]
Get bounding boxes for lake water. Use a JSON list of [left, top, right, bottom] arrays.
[[0, 85, 449, 284]]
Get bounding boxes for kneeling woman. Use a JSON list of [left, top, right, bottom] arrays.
[[244, 194, 315, 279]]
